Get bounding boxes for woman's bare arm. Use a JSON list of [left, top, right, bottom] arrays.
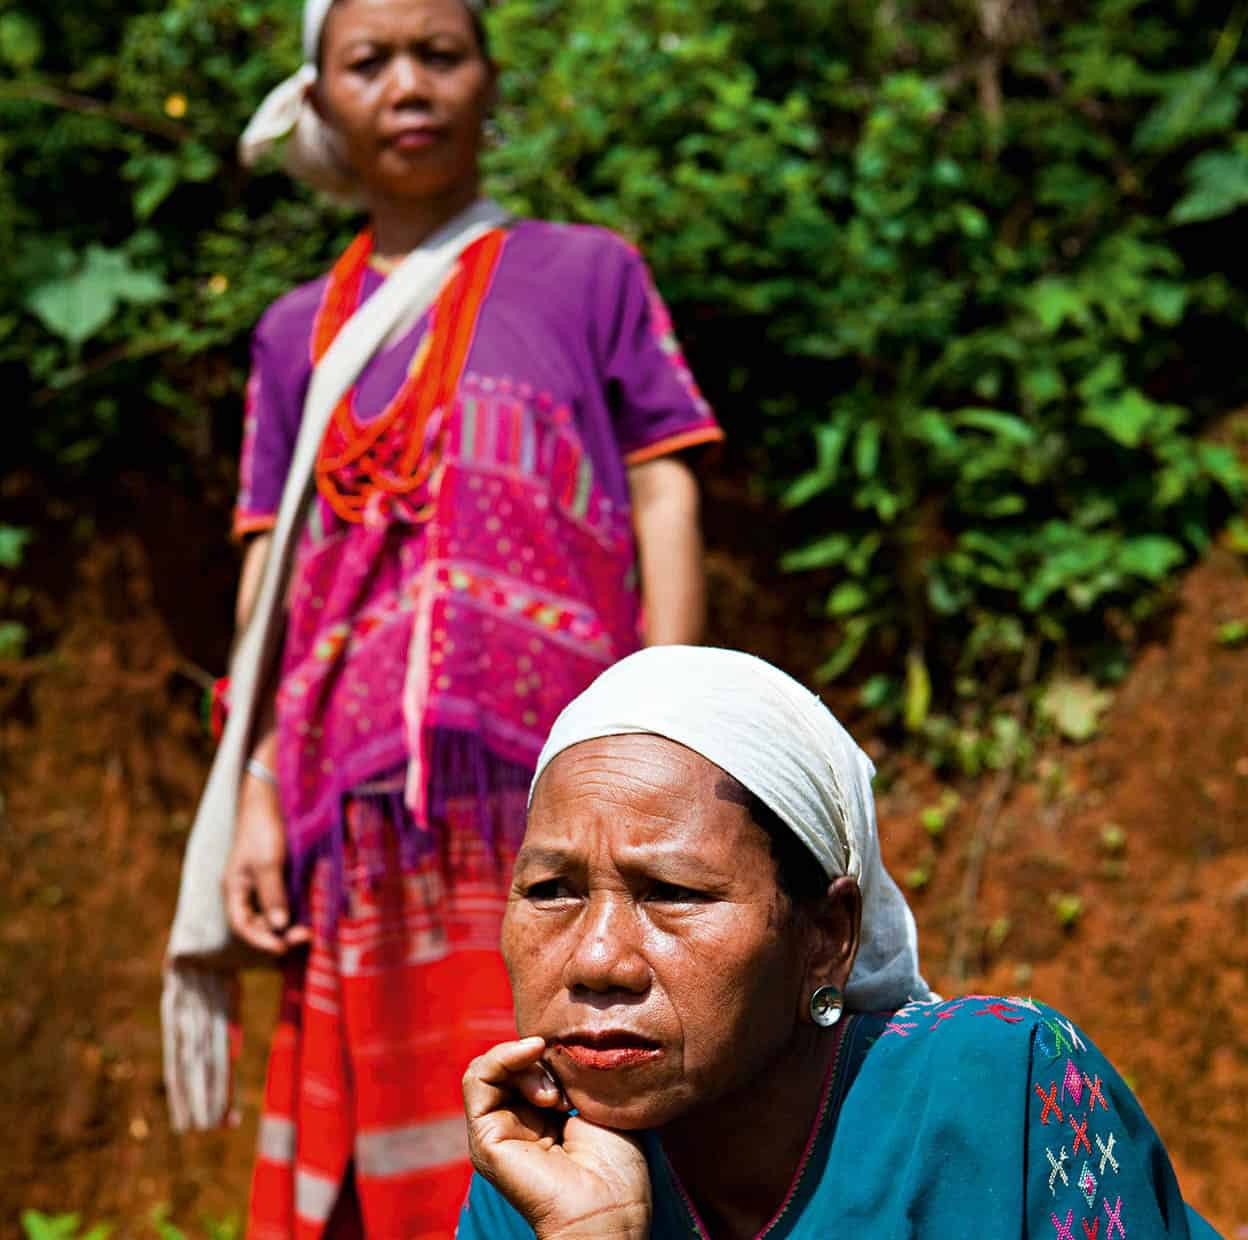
[[235, 532, 273, 640], [627, 455, 706, 647], [222, 531, 307, 953]]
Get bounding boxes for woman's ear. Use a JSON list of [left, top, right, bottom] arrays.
[[309, 78, 331, 126], [800, 876, 862, 1019]]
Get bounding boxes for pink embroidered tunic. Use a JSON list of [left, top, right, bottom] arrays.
[[234, 220, 723, 921]]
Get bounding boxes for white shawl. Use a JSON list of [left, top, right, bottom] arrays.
[[161, 197, 511, 1131]]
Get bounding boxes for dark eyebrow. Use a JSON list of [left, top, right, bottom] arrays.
[[513, 846, 576, 872]]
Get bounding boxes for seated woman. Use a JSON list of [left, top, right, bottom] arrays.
[[458, 646, 1220, 1239]]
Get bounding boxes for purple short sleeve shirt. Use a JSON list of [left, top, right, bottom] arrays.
[[234, 220, 721, 536]]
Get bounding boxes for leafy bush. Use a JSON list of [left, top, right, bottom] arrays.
[[1, 0, 1245, 707], [486, 0, 1248, 709]]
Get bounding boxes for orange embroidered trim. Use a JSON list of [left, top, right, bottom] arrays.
[[310, 228, 506, 524], [622, 423, 724, 467], [231, 512, 278, 541]]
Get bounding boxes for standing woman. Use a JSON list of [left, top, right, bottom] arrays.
[[210, 0, 721, 1234]]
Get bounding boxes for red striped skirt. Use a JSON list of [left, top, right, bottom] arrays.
[[247, 795, 521, 1239]]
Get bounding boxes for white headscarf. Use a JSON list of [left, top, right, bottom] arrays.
[[531, 646, 932, 1012], [238, 0, 489, 202]]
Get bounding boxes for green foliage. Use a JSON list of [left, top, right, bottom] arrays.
[[919, 788, 960, 838], [1215, 618, 1248, 647], [24, 245, 167, 347], [920, 709, 1031, 777], [20, 1209, 236, 1240], [0, 524, 31, 658], [1050, 891, 1085, 931], [0, 0, 352, 462], [21, 1214, 112, 1240], [486, 0, 1247, 700], [0, 0, 1245, 703], [0, 525, 31, 569]]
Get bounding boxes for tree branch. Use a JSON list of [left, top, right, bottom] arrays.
[[0, 81, 189, 142]]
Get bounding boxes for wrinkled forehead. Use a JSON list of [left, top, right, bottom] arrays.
[[312, 0, 483, 56], [531, 733, 721, 805], [524, 734, 758, 853]]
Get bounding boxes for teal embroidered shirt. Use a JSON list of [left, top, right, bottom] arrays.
[[456, 997, 1221, 1239]]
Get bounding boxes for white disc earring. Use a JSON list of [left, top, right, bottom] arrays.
[[809, 985, 844, 1028]]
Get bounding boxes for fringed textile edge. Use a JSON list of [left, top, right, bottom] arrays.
[[160, 958, 238, 1133], [286, 730, 535, 933]]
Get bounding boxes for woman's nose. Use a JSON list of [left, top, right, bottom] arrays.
[[385, 55, 432, 106], [563, 894, 651, 996]]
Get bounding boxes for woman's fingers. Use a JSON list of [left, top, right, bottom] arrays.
[[465, 1040, 654, 1238], [463, 1036, 550, 1123], [477, 1094, 562, 1147], [224, 796, 309, 954], [223, 864, 289, 955], [284, 923, 313, 948], [253, 857, 291, 932], [518, 1062, 568, 1112]]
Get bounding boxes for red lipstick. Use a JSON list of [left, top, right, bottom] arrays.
[[550, 1033, 662, 1071], [387, 126, 441, 151]]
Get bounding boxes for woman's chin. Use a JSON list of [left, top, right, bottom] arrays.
[[566, 1082, 689, 1132]]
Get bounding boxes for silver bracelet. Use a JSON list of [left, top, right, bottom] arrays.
[[245, 756, 279, 786]]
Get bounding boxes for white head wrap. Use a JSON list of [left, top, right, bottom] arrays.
[[238, 0, 488, 202], [531, 646, 931, 1012]]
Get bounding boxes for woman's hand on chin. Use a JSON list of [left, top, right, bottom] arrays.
[[464, 1036, 652, 1240]]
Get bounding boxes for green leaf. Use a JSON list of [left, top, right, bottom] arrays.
[[127, 154, 181, 221], [825, 581, 870, 617], [1133, 67, 1239, 154], [859, 674, 898, 711], [26, 274, 115, 347], [1215, 619, 1248, 648], [1029, 279, 1091, 333], [903, 649, 931, 732], [1020, 364, 1065, 408], [780, 532, 851, 573], [1223, 518, 1248, 556], [1117, 535, 1185, 581], [1197, 442, 1245, 497], [20, 1212, 81, 1240], [854, 420, 881, 480], [815, 616, 871, 682], [1081, 389, 1157, 448], [1145, 281, 1187, 326], [1172, 150, 1248, 225], [951, 408, 1034, 445], [0, 13, 43, 70], [1051, 892, 1084, 929], [1077, 356, 1125, 400], [960, 530, 1018, 567], [780, 418, 851, 509], [84, 247, 167, 305], [23, 247, 167, 345], [0, 526, 32, 569], [953, 203, 988, 238]]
